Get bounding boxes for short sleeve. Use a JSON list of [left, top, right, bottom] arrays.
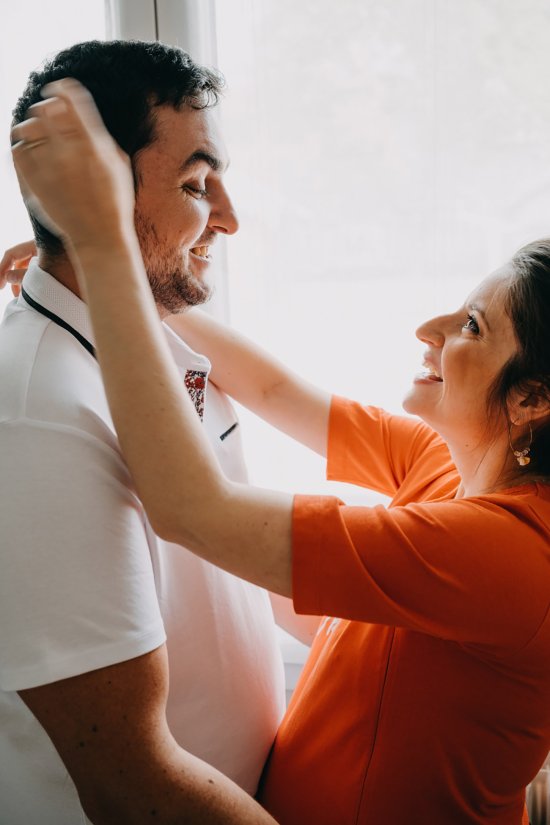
[[292, 492, 549, 651], [0, 420, 166, 691], [327, 396, 455, 498]]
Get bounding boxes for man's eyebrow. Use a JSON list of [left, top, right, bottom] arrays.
[[179, 150, 225, 173]]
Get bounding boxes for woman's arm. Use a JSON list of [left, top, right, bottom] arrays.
[[269, 593, 321, 646], [75, 241, 295, 596], [0, 239, 36, 295], [11, 80, 295, 597], [167, 311, 331, 456]]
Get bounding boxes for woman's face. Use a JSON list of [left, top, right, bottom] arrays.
[[403, 267, 520, 444]]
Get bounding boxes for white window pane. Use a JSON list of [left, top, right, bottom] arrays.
[[216, 0, 550, 499], [0, 1, 106, 318]]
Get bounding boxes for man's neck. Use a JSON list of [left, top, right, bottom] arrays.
[[37, 248, 167, 320], [37, 250, 82, 299]]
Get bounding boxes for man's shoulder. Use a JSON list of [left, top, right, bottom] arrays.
[[0, 304, 115, 445]]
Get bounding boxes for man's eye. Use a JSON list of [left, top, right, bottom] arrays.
[[183, 184, 208, 199], [462, 313, 480, 334]]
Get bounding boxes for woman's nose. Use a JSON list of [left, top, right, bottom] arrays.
[[415, 317, 445, 347]]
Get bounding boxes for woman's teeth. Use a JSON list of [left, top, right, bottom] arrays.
[[421, 362, 443, 381]]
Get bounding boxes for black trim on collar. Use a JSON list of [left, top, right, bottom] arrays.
[[21, 287, 97, 360]]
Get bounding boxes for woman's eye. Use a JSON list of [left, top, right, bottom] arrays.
[[462, 313, 480, 334], [182, 184, 208, 199]]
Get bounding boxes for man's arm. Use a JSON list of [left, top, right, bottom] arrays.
[[167, 311, 331, 457], [19, 644, 277, 825]]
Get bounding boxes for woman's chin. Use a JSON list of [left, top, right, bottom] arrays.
[[402, 391, 436, 428], [402, 389, 420, 416]]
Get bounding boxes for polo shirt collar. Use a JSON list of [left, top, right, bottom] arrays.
[[163, 321, 211, 374], [19, 258, 211, 374], [20, 258, 96, 349]]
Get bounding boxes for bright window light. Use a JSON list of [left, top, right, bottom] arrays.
[[0, 0, 105, 318], [215, 0, 550, 502]]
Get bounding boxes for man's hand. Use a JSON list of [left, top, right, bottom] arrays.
[[0, 240, 37, 297], [11, 79, 135, 253]]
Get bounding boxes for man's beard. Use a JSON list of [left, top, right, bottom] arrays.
[[135, 213, 212, 315]]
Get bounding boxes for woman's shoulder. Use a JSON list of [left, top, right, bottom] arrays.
[[328, 396, 457, 500]]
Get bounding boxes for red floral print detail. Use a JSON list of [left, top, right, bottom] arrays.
[[184, 370, 207, 420]]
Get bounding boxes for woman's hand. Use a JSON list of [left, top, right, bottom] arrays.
[[0, 240, 37, 296], [10, 79, 135, 255]]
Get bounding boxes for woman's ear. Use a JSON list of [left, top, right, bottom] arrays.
[[508, 383, 550, 426]]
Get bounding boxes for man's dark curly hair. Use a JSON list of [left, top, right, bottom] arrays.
[[12, 39, 224, 255]]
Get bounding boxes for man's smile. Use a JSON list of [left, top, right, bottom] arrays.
[[190, 245, 211, 260]]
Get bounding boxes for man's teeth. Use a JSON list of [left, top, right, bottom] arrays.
[[191, 246, 209, 258]]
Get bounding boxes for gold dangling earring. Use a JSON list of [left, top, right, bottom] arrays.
[[509, 420, 533, 467]]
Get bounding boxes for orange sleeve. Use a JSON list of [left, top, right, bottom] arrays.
[[292, 492, 549, 649], [327, 396, 452, 497]]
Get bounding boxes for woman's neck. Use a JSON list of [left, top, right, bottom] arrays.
[[448, 434, 532, 498]]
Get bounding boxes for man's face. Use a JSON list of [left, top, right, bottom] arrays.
[[133, 104, 238, 316]]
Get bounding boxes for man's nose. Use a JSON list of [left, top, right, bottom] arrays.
[[210, 189, 239, 236]]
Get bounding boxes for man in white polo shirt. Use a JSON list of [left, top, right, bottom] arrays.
[[0, 40, 284, 824]]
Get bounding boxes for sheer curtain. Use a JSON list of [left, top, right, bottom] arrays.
[[0, 0, 105, 318], [215, 0, 550, 504], [215, 0, 550, 804]]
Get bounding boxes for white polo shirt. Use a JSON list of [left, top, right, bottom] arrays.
[[0, 261, 285, 824]]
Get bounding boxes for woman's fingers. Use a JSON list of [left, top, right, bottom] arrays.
[[11, 78, 134, 250], [41, 78, 108, 135], [4, 268, 27, 284], [10, 117, 47, 149], [0, 241, 36, 289]]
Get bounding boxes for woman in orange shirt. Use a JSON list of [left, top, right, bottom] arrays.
[[11, 80, 550, 825]]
